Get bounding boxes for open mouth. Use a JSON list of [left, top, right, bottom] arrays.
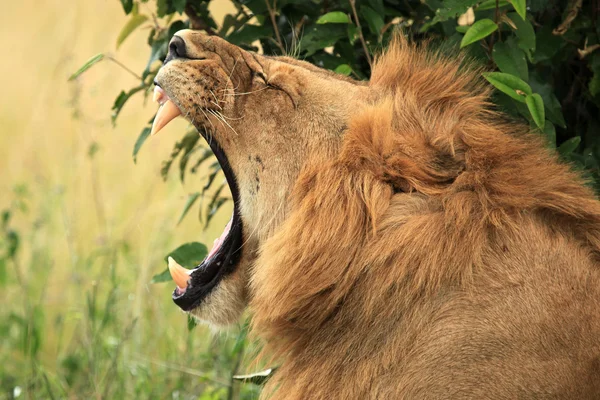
[[152, 84, 243, 312]]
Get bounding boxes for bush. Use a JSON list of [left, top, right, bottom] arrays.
[[75, 0, 598, 335]]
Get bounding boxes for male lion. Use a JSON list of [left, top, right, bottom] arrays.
[[151, 30, 600, 399]]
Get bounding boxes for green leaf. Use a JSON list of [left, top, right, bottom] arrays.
[[460, 19, 498, 48], [156, 0, 168, 17], [177, 193, 201, 225], [167, 20, 188, 39], [68, 54, 104, 81], [204, 195, 229, 229], [178, 135, 201, 183], [509, 0, 526, 20], [143, 37, 168, 79], [160, 130, 201, 180], [1, 210, 10, 229], [528, 76, 566, 128], [219, 14, 238, 37], [6, 230, 19, 259], [558, 137, 581, 156], [117, 14, 148, 49], [165, 242, 208, 266], [120, 0, 133, 14], [172, 0, 186, 14], [150, 269, 175, 284], [132, 126, 151, 163], [151, 242, 208, 283], [300, 24, 347, 56], [361, 6, 385, 37], [432, 0, 480, 23], [227, 24, 273, 46], [507, 13, 535, 57], [477, 0, 510, 10], [187, 315, 198, 331], [190, 147, 217, 174], [88, 142, 100, 159], [317, 12, 350, 24], [334, 64, 353, 76], [111, 85, 146, 125], [347, 24, 359, 45], [533, 25, 564, 63], [492, 39, 528, 81], [483, 72, 532, 102], [543, 122, 556, 148], [525, 93, 545, 129], [368, 0, 385, 15], [455, 25, 469, 33]]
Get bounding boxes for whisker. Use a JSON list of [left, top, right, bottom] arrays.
[[208, 90, 223, 110], [221, 86, 270, 97], [208, 109, 239, 136], [197, 106, 215, 145], [211, 110, 244, 121], [225, 57, 239, 91]]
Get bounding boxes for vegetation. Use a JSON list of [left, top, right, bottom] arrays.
[[73, 0, 600, 234], [3, 0, 599, 398]]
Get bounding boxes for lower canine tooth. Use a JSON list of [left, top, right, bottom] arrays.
[[168, 257, 191, 289]]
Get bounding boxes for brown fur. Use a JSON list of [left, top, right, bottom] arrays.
[[155, 31, 600, 398]]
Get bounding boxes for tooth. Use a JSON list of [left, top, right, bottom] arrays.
[[168, 256, 191, 289], [151, 100, 182, 136], [153, 86, 164, 104]]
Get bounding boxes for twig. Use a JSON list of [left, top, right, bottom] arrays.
[[265, 0, 286, 54], [487, 0, 500, 56], [184, 4, 217, 34], [380, 17, 401, 36], [227, 342, 245, 400], [105, 56, 142, 81], [553, 0, 583, 35], [578, 42, 600, 59], [495, 0, 501, 41], [349, 0, 372, 67], [133, 355, 230, 385]]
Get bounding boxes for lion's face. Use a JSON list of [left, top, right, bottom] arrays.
[[152, 30, 368, 326]]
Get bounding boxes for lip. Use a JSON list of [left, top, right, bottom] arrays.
[[155, 81, 245, 311]]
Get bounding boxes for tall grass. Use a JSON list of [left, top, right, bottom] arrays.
[[0, 1, 258, 398]]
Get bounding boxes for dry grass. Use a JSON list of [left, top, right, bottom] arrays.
[[0, 1, 257, 398]]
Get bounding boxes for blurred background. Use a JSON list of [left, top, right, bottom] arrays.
[[1, 0, 598, 398], [0, 1, 259, 399]]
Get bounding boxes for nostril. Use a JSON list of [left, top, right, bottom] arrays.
[[169, 36, 187, 59]]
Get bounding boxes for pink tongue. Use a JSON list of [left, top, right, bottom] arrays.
[[207, 218, 232, 260]]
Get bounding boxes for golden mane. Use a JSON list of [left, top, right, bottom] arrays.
[[249, 35, 600, 398]]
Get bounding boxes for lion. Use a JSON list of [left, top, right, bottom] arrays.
[[150, 30, 600, 399]]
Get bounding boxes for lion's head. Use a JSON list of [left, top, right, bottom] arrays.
[[153, 30, 369, 326]]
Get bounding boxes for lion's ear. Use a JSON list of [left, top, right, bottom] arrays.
[[340, 100, 465, 196], [263, 63, 303, 108]]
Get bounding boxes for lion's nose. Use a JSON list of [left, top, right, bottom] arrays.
[[164, 35, 187, 64]]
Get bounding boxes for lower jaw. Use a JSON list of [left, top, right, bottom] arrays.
[[172, 208, 244, 312]]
